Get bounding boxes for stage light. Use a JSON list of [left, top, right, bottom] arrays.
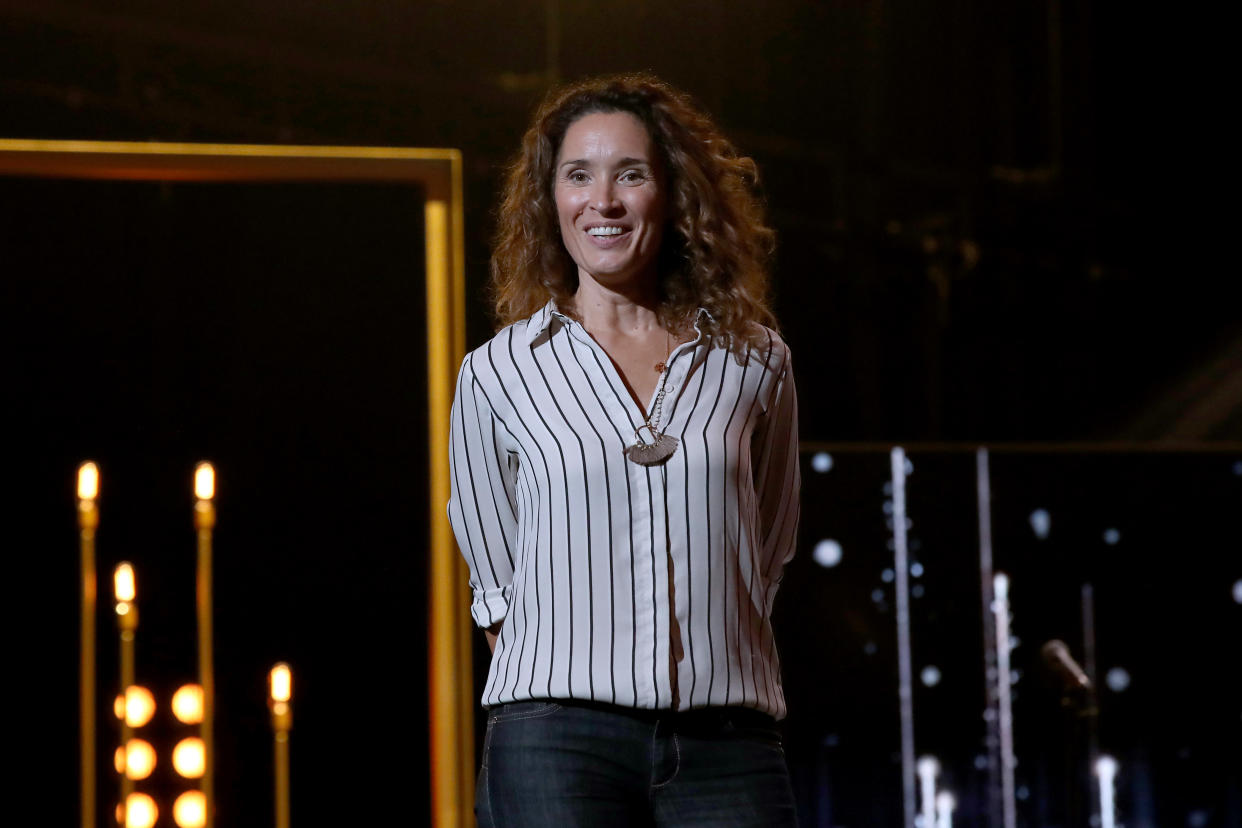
[[114, 562, 135, 605], [173, 738, 206, 778], [910, 562, 924, 577], [881, 568, 894, 583], [1095, 755, 1119, 828], [935, 790, 956, 828], [173, 791, 207, 828], [124, 686, 156, 728], [1028, 509, 1050, 539], [920, 665, 942, 687], [172, 684, 204, 725], [812, 539, 842, 568], [118, 739, 156, 780], [1105, 667, 1130, 692], [1232, 579, 1242, 604], [811, 452, 833, 473], [1103, 528, 1121, 545], [78, 461, 99, 500], [124, 792, 158, 828], [194, 462, 215, 501]]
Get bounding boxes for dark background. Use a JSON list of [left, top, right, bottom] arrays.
[[4, 1, 1239, 826]]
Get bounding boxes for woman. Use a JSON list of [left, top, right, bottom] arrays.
[[448, 73, 800, 827]]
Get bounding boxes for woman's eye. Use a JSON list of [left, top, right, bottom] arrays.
[[567, 171, 589, 184], [620, 170, 646, 183]]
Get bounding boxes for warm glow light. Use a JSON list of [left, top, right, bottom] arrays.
[[172, 684, 204, 725], [114, 746, 125, 774], [194, 462, 215, 500], [172, 737, 206, 778], [270, 663, 292, 703], [124, 686, 156, 728], [114, 563, 136, 603], [78, 461, 99, 500], [173, 791, 207, 828], [114, 694, 126, 720], [124, 793, 158, 828], [121, 739, 156, 780]]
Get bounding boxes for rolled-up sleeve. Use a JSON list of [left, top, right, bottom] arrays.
[[753, 343, 800, 579], [447, 353, 518, 628]]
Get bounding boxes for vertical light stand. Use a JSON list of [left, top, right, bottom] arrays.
[[78, 462, 100, 828], [889, 447, 917, 828], [193, 463, 216, 828], [268, 664, 293, 828], [992, 572, 1018, 828], [114, 563, 138, 821]]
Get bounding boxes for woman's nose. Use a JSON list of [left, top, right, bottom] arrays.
[[590, 181, 620, 213]]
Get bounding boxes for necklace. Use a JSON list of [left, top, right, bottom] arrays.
[[625, 329, 678, 466]]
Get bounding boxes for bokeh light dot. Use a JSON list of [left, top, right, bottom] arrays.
[[1029, 509, 1051, 540], [920, 665, 942, 687], [1103, 528, 1121, 545], [812, 539, 843, 568], [1106, 667, 1131, 692], [811, 452, 834, 473]]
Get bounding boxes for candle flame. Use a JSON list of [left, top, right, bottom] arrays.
[[114, 563, 135, 603], [270, 662, 292, 703], [194, 462, 215, 501], [78, 461, 99, 500]]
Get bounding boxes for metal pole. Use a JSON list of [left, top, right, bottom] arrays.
[[890, 447, 917, 828]]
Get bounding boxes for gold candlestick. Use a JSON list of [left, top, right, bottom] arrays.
[[78, 462, 99, 828], [268, 663, 292, 828], [193, 463, 216, 828], [114, 563, 138, 819]]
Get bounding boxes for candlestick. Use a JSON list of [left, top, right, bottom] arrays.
[[78, 462, 99, 828], [193, 462, 216, 828], [268, 663, 293, 828], [114, 563, 138, 820]]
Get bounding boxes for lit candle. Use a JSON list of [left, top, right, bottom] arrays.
[[268, 663, 293, 828], [114, 562, 139, 814], [77, 462, 99, 828], [193, 462, 216, 828]]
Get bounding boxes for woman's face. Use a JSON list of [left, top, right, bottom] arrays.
[[554, 110, 666, 291]]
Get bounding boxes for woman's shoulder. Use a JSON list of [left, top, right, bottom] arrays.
[[458, 308, 549, 381], [734, 323, 792, 374]]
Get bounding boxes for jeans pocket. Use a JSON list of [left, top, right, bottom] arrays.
[[487, 700, 563, 724]]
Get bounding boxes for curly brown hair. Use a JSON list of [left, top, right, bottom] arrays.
[[489, 73, 778, 346]]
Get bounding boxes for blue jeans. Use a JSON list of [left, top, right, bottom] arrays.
[[476, 700, 799, 827]]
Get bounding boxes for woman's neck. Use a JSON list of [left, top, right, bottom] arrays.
[[567, 270, 663, 335]]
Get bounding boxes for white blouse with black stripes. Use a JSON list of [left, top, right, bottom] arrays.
[[447, 302, 800, 718]]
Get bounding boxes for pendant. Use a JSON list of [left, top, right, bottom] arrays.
[[625, 430, 678, 466]]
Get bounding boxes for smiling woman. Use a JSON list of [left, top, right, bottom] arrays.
[[449, 74, 800, 828]]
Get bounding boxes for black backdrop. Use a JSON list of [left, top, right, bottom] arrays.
[[8, 177, 431, 826]]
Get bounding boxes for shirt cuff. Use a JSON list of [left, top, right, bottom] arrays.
[[470, 585, 511, 628]]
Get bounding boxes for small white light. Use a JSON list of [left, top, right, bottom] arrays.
[[1188, 809, 1210, 827], [973, 754, 988, 770], [920, 665, 942, 687], [904, 458, 914, 475], [881, 568, 895, 583], [871, 588, 885, 603], [1016, 785, 1030, 801], [1094, 755, 1118, 778], [1105, 667, 1130, 692], [1029, 509, 1051, 540], [911, 562, 924, 577], [813, 539, 843, 568], [1103, 528, 1121, 545], [1232, 579, 1242, 604], [811, 452, 834, 473], [994, 572, 1009, 601]]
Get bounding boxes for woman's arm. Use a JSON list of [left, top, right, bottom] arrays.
[[448, 353, 519, 633]]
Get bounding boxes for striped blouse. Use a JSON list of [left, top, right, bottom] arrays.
[[447, 302, 800, 718]]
